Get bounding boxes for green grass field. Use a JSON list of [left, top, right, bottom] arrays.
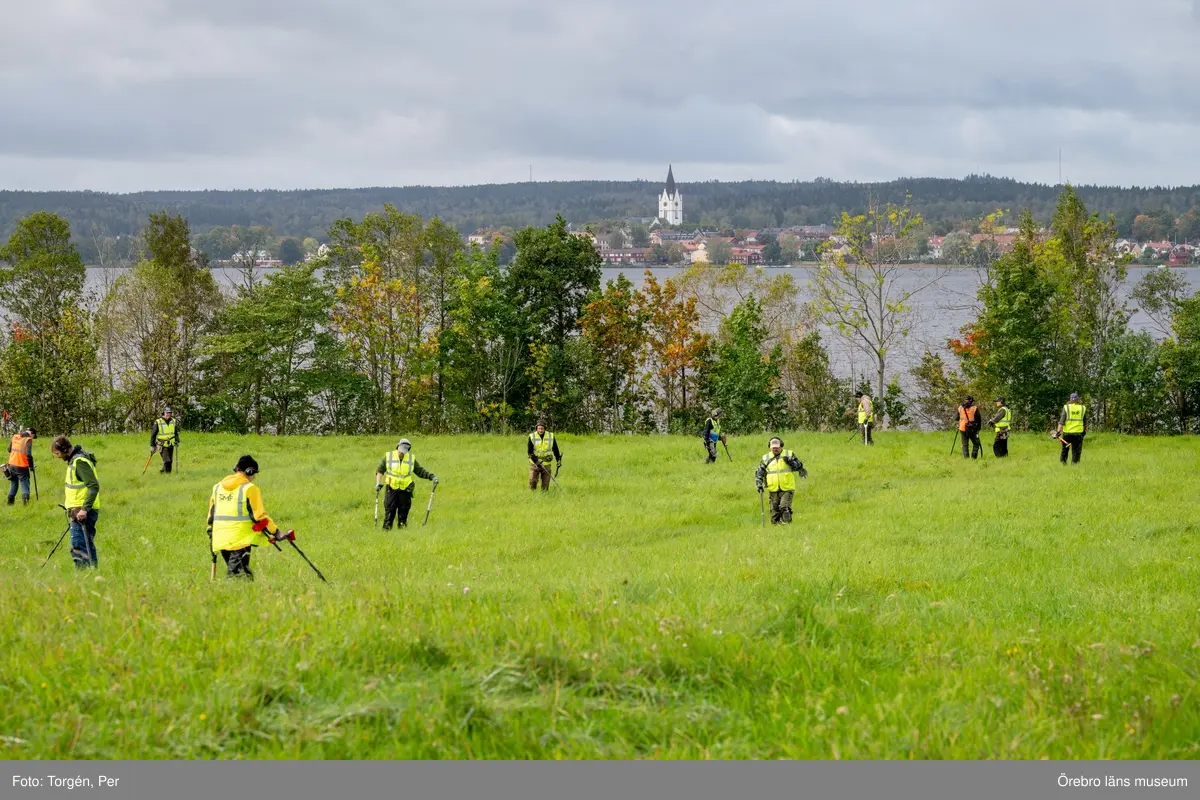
[[1, 431, 1198, 759]]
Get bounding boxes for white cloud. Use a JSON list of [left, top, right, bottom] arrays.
[[2, 0, 1198, 190]]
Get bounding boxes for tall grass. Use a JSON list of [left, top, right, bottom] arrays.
[[1, 431, 1198, 759]]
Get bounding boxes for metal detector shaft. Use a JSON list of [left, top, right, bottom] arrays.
[[287, 540, 328, 583], [208, 530, 217, 580], [422, 483, 436, 526], [41, 504, 72, 568], [534, 459, 562, 490], [41, 526, 70, 568]]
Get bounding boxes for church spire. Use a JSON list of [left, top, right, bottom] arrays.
[[665, 164, 676, 197]]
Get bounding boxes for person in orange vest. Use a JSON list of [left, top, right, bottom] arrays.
[[5, 427, 36, 506], [956, 396, 982, 460]]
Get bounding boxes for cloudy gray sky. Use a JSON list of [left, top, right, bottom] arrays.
[[2, 0, 1197, 191]]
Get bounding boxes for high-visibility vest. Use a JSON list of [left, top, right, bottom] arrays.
[[155, 418, 176, 444], [530, 432, 555, 462], [857, 399, 873, 425], [384, 450, 415, 490], [958, 405, 979, 432], [210, 481, 256, 552], [761, 449, 798, 493], [7, 434, 31, 468], [706, 418, 721, 440], [995, 407, 1012, 431], [64, 453, 100, 510], [1063, 403, 1086, 434]]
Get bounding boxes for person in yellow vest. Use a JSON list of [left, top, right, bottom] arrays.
[[6, 427, 36, 506], [701, 409, 725, 463], [148, 406, 179, 474], [51, 435, 100, 569], [988, 397, 1012, 458], [1055, 392, 1088, 465], [206, 455, 287, 579], [527, 422, 562, 491], [374, 438, 437, 529], [956, 396, 982, 459], [855, 392, 875, 445], [755, 437, 807, 525]]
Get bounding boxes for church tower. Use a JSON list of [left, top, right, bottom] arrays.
[[658, 165, 683, 226]]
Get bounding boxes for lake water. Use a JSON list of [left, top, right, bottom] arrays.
[[84, 264, 1200, 391], [599, 265, 1200, 389]]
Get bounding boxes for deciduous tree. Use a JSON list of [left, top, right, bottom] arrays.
[[812, 197, 945, 404]]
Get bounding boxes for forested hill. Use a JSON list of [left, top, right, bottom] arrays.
[[4, 175, 1200, 259]]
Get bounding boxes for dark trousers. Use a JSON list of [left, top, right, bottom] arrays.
[[158, 445, 174, 473], [769, 490, 794, 524], [69, 509, 99, 569], [961, 429, 981, 459], [704, 439, 717, 463], [7, 466, 30, 503], [1060, 433, 1083, 464], [993, 432, 1009, 458], [383, 486, 413, 528], [221, 547, 253, 579]]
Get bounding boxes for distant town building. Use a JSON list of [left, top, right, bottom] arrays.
[[657, 165, 683, 226], [468, 229, 502, 248], [601, 248, 650, 264], [730, 245, 765, 265]]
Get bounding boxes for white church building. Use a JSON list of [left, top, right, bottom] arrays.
[[657, 165, 683, 226]]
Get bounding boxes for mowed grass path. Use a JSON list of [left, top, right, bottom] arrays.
[[1, 431, 1199, 759]]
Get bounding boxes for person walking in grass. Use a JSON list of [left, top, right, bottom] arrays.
[[148, 406, 179, 474], [527, 422, 561, 491], [6, 427, 36, 506], [755, 437, 806, 525], [956, 395, 982, 460], [375, 439, 438, 529], [855, 392, 875, 445], [51, 435, 100, 569], [702, 409, 725, 463], [988, 397, 1011, 458], [1055, 392, 1088, 466], [206, 455, 285, 579]]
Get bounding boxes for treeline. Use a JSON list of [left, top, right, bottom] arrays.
[[5, 175, 1200, 263], [0, 208, 851, 437], [2, 187, 1199, 439]]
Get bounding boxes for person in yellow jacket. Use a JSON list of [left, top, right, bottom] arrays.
[[855, 392, 875, 445], [527, 422, 562, 491], [206, 455, 285, 580], [148, 406, 179, 474], [755, 437, 807, 525], [988, 397, 1012, 458], [51, 435, 100, 569], [375, 438, 438, 529], [1054, 392, 1088, 465]]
